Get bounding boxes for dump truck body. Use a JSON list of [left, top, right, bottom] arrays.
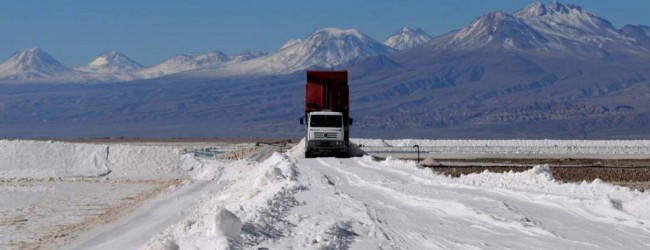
[[301, 71, 351, 157]]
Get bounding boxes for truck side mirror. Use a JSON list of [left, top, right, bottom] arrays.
[[300, 117, 304, 125], [349, 118, 353, 125]]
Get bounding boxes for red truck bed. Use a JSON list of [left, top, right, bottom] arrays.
[[305, 70, 350, 124]]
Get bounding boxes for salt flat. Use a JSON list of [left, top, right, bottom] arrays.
[[1, 139, 650, 249]]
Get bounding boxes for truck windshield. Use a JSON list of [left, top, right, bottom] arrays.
[[310, 115, 343, 128]]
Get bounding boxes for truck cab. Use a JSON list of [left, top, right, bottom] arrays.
[[301, 111, 348, 157]]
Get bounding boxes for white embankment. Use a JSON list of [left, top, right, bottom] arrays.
[[0, 140, 194, 179]]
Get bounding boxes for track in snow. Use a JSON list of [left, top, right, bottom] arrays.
[[290, 156, 650, 249]]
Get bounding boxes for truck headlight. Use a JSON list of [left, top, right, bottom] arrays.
[[335, 141, 343, 146]]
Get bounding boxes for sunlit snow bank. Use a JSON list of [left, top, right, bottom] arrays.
[[452, 165, 650, 220], [358, 155, 650, 221], [0, 140, 185, 179], [145, 152, 300, 249], [286, 138, 306, 159]]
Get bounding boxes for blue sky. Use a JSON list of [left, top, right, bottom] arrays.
[[1, 0, 649, 66]]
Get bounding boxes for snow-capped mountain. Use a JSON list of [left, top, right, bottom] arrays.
[[384, 27, 432, 50], [515, 1, 619, 36], [0, 47, 72, 80], [437, 1, 645, 54], [76, 51, 142, 74], [514, 1, 639, 52], [382, 1, 650, 137], [228, 50, 268, 63], [216, 28, 396, 76], [278, 28, 395, 67], [449, 11, 549, 50], [137, 51, 229, 78]]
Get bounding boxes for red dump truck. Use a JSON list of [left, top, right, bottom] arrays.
[[299, 70, 353, 157]]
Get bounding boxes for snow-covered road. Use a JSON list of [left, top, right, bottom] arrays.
[[147, 147, 650, 249]]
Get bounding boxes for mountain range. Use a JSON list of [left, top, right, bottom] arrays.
[[0, 26, 421, 82], [1, 1, 650, 139]]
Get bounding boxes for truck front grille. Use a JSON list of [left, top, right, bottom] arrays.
[[314, 132, 338, 139]]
